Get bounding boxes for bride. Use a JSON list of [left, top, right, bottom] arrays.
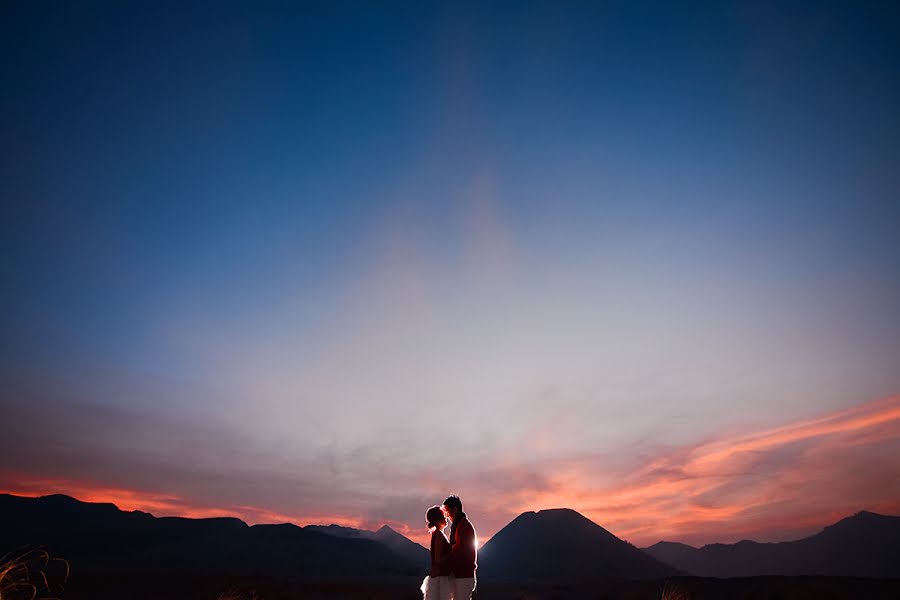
[[420, 505, 454, 600]]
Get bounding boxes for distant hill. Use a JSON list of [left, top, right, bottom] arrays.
[[0, 493, 423, 578], [371, 525, 430, 566], [643, 511, 900, 578], [641, 541, 701, 573], [478, 508, 678, 581], [306, 523, 428, 569]]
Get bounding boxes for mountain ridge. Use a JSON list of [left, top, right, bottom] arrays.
[[642, 510, 900, 578], [4, 493, 899, 580], [0, 493, 423, 578]]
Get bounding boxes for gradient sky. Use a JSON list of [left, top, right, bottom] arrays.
[[2, 1, 900, 548]]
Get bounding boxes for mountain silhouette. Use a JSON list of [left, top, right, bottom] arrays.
[[6, 493, 900, 583], [305, 523, 428, 568], [371, 525, 430, 565], [0, 493, 422, 578], [478, 508, 678, 581], [643, 511, 900, 578]]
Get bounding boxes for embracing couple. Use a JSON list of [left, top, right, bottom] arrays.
[[420, 494, 477, 600]]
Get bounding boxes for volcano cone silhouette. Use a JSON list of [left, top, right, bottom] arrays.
[[478, 508, 678, 581]]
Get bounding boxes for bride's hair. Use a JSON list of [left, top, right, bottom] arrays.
[[425, 505, 443, 531]]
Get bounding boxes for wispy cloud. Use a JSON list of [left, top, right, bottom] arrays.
[[493, 394, 900, 545], [3, 383, 898, 548]]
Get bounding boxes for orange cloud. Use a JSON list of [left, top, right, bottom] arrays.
[[0, 471, 361, 527], [505, 394, 900, 546], [4, 395, 899, 550], [688, 395, 900, 472], [0, 469, 432, 545]]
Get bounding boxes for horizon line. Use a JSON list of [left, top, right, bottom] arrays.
[[2, 490, 891, 549]]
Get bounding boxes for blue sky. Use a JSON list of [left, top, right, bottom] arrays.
[[2, 1, 899, 545]]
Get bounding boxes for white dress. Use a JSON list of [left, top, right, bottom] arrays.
[[420, 574, 455, 600], [422, 529, 455, 600]]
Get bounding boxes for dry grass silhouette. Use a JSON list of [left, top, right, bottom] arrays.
[[214, 588, 260, 600], [658, 579, 690, 600], [0, 550, 69, 600]]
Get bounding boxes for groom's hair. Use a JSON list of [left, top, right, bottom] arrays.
[[443, 495, 463, 513]]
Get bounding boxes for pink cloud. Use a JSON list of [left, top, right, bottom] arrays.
[[4, 395, 899, 549], [492, 394, 900, 546]]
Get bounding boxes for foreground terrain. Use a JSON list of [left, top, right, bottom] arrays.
[[4, 494, 900, 599], [55, 574, 900, 600]]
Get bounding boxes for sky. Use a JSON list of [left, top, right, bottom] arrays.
[[1, 1, 900, 548]]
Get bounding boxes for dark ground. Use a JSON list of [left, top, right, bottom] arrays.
[[51, 574, 900, 600]]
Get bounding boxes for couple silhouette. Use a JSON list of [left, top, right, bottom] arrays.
[[420, 495, 477, 600]]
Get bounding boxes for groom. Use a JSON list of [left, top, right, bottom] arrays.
[[440, 494, 477, 599]]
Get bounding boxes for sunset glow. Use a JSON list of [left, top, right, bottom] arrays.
[[2, 0, 899, 558], [4, 394, 899, 548]]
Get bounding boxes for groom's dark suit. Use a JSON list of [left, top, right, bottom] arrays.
[[447, 511, 477, 578]]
